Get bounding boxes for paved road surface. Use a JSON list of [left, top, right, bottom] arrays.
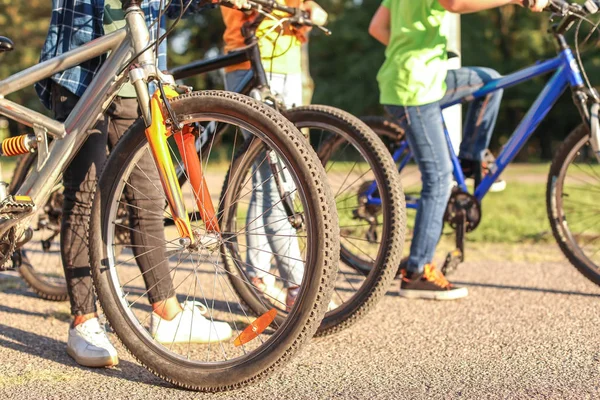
[[0, 244, 599, 399]]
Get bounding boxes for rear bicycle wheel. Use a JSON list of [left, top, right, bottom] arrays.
[[547, 123, 600, 286], [89, 91, 338, 391], [10, 153, 67, 301], [220, 106, 405, 336]]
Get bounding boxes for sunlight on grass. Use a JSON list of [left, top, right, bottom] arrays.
[[466, 182, 550, 243]]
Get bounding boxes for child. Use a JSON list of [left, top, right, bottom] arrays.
[[369, 0, 548, 300], [36, 0, 231, 368], [221, 0, 327, 308]]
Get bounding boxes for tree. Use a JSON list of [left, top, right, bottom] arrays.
[[0, 0, 52, 134]]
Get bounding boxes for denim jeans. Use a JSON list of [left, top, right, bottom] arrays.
[[52, 84, 174, 315], [385, 67, 503, 273], [224, 70, 305, 287]]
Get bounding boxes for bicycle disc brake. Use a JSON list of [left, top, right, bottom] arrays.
[[352, 180, 382, 243]]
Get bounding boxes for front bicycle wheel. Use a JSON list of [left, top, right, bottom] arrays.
[[89, 91, 338, 391], [9, 153, 68, 301], [547, 123, 600, 286]]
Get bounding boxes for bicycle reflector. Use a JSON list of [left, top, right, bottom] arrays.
[[234, 308, 277, 347]]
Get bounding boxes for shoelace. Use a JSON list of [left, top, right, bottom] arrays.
[[422, 264, 451, 289], [77, 321, 110, 348]]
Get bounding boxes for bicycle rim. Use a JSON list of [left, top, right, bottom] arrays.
[[91, 91, 337, 390]]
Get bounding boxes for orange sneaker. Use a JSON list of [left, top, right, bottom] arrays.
[[399, 264, 468, 300]]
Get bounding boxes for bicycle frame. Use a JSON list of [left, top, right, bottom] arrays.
[[171, 41, 264, 95], [0, 6, 196, 242], [379, 47, 585, 210]]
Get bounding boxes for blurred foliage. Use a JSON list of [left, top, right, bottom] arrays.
[[1, 1, 600, 159], [0, 0, 53, 133]]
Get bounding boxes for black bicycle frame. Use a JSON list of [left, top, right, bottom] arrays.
[[170, 35, 267, 94]]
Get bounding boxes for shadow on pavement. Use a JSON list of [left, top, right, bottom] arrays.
[[0, 304, 51, 318], [0, 323, 173, 388], [450, 281, 600, 298], [384, 280, 600, 298]]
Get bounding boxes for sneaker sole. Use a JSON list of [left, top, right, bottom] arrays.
[[399, 286, 469, 300], [67, 346, 119, 368], [464, 178, 506, 193]]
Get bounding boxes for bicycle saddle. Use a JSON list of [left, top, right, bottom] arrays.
[[0, 37, 14, 53]]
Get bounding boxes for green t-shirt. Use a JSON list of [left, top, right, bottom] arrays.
[[377, 0, 448, 106], [104, 0, 137, 97]]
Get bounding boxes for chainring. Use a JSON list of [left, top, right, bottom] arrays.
[[0, 228, 17, 271], [444, 190, 482, 232]]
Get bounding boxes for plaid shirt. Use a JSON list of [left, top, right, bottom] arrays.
[[36, 0, 204, 109]]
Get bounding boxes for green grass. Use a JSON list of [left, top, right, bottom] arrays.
[[456, 182, 552, 244]]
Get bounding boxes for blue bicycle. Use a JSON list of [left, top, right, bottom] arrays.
[[361, 0, 600, 285]]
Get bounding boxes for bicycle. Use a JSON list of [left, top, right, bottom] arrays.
[[14, 0, 407, 336], [361, 0, 600, 283], [170, 0, 405, 335], [0, 0, 339, 391]]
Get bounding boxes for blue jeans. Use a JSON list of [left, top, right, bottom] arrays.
[[225, 70, 305, 287], [385, 67, 503, 273]]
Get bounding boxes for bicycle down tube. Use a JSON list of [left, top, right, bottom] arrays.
[[0, 6, 195, 242]]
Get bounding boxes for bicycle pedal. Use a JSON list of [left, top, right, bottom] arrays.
[[0, 195, 35, 215], [441, 249, 463, 276]]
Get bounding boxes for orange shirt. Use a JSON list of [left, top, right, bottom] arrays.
[[221, 1, 302, 73]]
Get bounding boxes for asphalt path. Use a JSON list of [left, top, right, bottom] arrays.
[[0, 244, 599, 399]]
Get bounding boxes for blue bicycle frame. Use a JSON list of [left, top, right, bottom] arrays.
[[364, 47, 585, 209]]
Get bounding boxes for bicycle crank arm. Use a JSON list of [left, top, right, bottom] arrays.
[[145, 90, 194, 243]]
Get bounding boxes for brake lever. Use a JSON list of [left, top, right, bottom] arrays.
[[317, 25, 332, 36]]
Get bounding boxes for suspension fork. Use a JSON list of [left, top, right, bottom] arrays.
[[144, 88, 196, 242], [266, 149, 303, 229], [173, 124, 220, 233]]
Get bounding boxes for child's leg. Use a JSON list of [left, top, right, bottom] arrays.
[[53, 84, 105, 318], [225, 71, 304, 287], [263, 73, 304, 288], [107, 97, 175, 306], [442, 67, 504, 161], [386, 103, 453, 273]]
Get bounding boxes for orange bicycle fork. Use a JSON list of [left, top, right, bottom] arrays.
[[143, 88, 220, 245]]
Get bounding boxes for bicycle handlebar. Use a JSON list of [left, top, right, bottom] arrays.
[[218, 0, 331, 34], [542, 0, 598, 16]]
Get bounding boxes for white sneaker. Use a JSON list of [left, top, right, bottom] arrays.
[[464, 177, 506, 192], [67, 318, 118, 367], [150, 301, 233, 344]]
